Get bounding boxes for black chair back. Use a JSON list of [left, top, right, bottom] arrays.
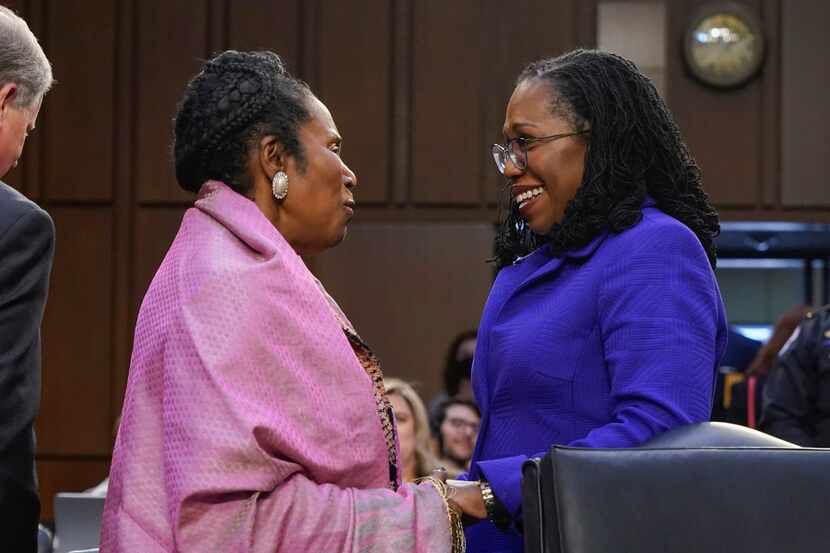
[[521, 422, 828, 553]]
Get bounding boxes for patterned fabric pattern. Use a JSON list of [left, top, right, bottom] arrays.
[[100, 181, 450, 553]]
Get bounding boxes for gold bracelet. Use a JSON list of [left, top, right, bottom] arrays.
[[422, 477, 466, 553], [479, 480, 493, 512], [479, 479, 511, 530]]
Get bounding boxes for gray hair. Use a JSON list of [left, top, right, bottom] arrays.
[[0, 6, 53, 109]]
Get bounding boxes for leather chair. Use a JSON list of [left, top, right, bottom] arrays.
[[521, 422, 830, 553]]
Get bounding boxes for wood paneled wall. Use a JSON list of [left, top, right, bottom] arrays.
[[666, 0, 780, 215], [1, 0, 827, 521], [780, 0, 830, 208]]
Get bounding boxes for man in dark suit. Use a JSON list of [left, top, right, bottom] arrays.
[[761, 305, 830, 446], [0, 6, 54, 552]]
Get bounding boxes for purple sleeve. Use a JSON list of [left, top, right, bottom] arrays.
[[474, 454, 530, 519], [569, 227, 721, 448]]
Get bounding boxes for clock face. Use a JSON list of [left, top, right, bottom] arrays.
[[685, 7, 764, 88]]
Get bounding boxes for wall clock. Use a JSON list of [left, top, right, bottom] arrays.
[[684, 3, 765, 88]]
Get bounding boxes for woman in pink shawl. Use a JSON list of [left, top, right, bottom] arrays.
[[100, 50, 468, 552]]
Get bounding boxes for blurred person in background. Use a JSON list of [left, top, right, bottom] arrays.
[[443, 330, 477, 401], [761, 305, 830, 446], [429, 330, 477, 419], [430, 397, 480, 478], [385, 378, 440, 482], [0, 6, 54, 553], [714, 305, 809, 425], [746, 304, 811, 377]]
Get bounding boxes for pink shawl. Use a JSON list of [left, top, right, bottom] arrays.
[[100, 181, 450, 552]]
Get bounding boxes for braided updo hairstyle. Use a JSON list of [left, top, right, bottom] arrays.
[[493, 49, 720, 269], [173, 50, 311, 193]]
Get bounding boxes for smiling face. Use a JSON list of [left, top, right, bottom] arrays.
[[439, 403, 480, 465], [502, 78, 588, 234], [271, 94, 357, 255], [0, 83, 41, 179]]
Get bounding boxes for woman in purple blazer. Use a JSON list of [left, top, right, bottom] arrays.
[[447, 50, 729, 552]]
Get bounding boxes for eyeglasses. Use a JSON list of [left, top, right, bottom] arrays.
[[445, 417, 480, 434], [491, 129, 590, 175]]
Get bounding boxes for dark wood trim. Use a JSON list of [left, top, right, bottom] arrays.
[[4, 0, 28, 194], [476, 1, 489, 209], [761, 0, 781, 209], [32, 200, 115, 208], [391, 0, 412, 206], [575, 0, 597, 47], [719, 209, 830, 223], [299, 0, 321, 85], [346, 205, 498, 223], [38, 0, 48, 202], [207, 0, 227, 53], [111, 0, 136, 428], [36, 453, 112, 462], [27, 0, 45, 201]]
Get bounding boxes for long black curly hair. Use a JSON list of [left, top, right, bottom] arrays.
[[173, 50, 311, 194], [494, 49, 719, 269]]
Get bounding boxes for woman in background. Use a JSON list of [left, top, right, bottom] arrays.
[[385, 379, 439, 482]]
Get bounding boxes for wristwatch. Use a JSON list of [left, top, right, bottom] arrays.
[[479, 479, 511, 530]]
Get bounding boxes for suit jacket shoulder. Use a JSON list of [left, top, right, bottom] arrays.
[[0, 181, 53, 239], [0, 182, 54, 552]]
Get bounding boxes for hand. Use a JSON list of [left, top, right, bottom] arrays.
[[447, 481, 487, 521]]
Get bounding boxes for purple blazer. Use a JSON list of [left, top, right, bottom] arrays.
[[465, 200, 728, 552]]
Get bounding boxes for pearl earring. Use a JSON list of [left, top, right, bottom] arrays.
[[271, 171, 288, 200]]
